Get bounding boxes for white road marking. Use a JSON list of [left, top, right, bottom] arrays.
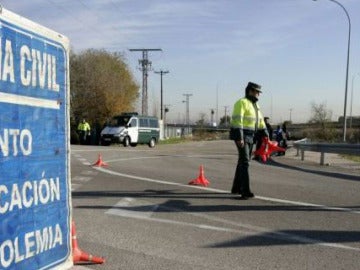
[[71, 183, 82, 191], [95, 166, 360, 215], [73, 152, 360, 252], [107, 204, 251, 234], [72, 176, 92, 182], [105, 154, 234, 163], [70, 266, 93, 270], [255, 195, 360, 214], [75, 154, 359, 215], [106, 197, 360, 252], [106, 197, 159, 218], [81, 170, 98, 176]]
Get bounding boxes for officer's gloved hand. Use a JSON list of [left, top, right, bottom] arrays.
[[236, 139, 244, 148]]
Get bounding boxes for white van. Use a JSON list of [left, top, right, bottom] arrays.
[[100, 113, 160, 148]]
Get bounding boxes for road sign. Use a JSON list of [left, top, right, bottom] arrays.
[[0, 7, 72, 270]]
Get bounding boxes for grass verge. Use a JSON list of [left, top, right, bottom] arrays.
[[341, 154, 360, 163], [159, 137, 189, 145]]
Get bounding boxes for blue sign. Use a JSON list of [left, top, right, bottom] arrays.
[[0, 11, 71, 270]]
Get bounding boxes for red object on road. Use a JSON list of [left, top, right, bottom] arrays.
[[92, 153, 108, 167], [188, 165, 210, 187], [72, 221, 105, 264], [253, 137, 286, 162]]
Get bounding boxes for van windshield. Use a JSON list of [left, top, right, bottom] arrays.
[[109, 116, 130, 127]]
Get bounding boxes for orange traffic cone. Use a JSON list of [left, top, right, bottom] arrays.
[[267, 140, 286, 156], [92, 153, 108, 167], [72, 221, 105, 264], [253, 137, 269, 162], [253, 137, 286, 163], [188, 165, 210, 187]]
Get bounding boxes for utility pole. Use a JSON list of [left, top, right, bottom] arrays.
[[289, 108, 293, 122], [164, 104, 170, 122], [216, 85, 219, 127], [224, 106, 229, 127], [183, 93, 193, 133], [129, 48, 162, 115], [210, 109, 215, 127], [270, 93, 273, 120], [154, 70, 169, 120]]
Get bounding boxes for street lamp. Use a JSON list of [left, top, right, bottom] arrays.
[[154, 70, 169, 120], [164, 104, 170, 138], [350, 73, 360, 128], [312, 0, 351, 142]]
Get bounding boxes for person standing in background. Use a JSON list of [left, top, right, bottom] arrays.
[[264, 117, 273, 141], [77, 118, 91, 145]]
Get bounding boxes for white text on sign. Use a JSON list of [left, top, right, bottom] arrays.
[[0, 39, 59, 91], [0, 129, 32, 156], [0, 174, 60, 215], [0, 224, 63, 268]]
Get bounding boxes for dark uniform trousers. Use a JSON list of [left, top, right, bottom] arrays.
[[231, 140, 253, 194]]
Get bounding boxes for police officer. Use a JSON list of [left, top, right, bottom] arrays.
[[264, 117, 273, 141], [77, 119, 91, 145], [229, 82, 268, 199]]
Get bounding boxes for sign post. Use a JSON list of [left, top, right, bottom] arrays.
[[0, 7, 72, 270]]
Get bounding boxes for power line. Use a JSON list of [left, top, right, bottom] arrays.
[[129, 48, 162, 116], [45, 0, 109, 41]]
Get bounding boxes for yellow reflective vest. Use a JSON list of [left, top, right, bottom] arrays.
[[77, 122, 91, 132], [230, 97, 267, 140]]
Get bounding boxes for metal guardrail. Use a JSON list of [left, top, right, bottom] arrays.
[[293, 138, 360, 165]]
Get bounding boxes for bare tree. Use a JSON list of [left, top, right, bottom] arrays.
[[309, 102, 332, 128], [219, 115, 231, 127], [308, 102, 337, 141], [196, 113, 208, 127]]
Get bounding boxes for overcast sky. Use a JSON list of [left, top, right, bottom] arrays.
[[2, 0, 359, 124]]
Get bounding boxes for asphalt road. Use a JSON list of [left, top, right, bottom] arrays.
[[70, 140, 360, 270]]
